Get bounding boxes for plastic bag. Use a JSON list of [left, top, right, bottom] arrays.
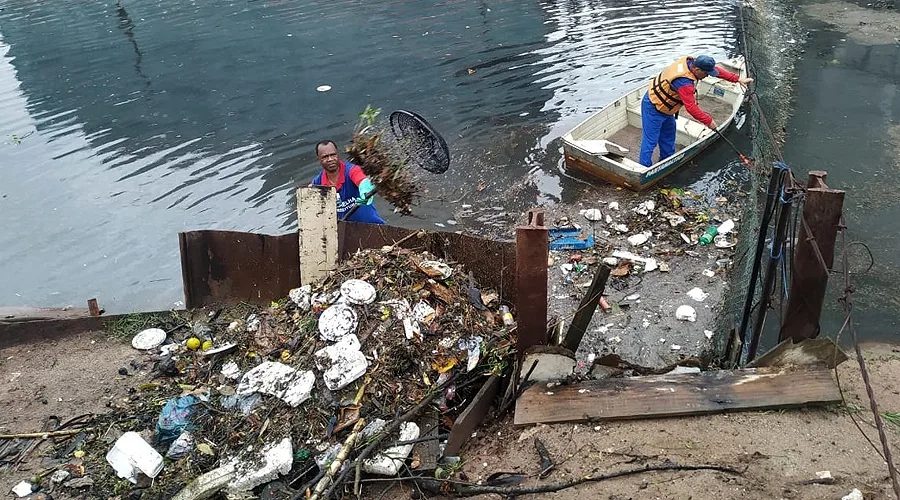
[[156, 395, 199, 445]]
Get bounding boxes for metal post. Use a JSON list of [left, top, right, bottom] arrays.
[[515, 209, 549, 362], [735, 162, 789, 361], [748, 184, 794, 361]]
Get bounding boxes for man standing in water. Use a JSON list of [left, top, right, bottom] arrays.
[[639, 55, 753, 167], [310, 140, 385, 224]]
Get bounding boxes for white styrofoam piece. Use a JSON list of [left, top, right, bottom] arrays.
[[132, 328, 167, 350], [315, 335, 368, 391], [318, 304, 358, 341], [340, 279, 377, 305], [289, 285, 312, 311], [362, 422, 420, 475], [228, 438, 293, 492], [675, 305, 697, 322], [236, 362, 315, 407], [105, 431, 164, 483]]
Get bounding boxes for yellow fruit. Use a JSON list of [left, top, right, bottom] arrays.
[[186, 337, 201, 350], [201, 340, 213, 351]]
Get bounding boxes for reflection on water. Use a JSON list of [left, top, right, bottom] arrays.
[[0, 0, 741, 312]]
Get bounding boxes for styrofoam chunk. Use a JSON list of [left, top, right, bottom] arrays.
[[675, 305, 697, 322], [105, 431, 164, 483], [362, 423, 420, 475], [228, 438, 293, 492], [236, 362, 315, 407], [318, 303, 358, 341]]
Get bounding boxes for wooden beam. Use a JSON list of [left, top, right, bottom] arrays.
[[444, 375, 500, 457], [515, 210, 549, 363], [297, 186, 338, 285], [780, 174, 844, 342], [562, 264, 611, 352], [514, 367, 840, 426]]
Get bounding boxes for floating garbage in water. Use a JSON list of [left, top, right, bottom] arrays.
[[315, 334, 369, 390], [236, 362, 315, 407], [608, 201, 620, 210], [316, 85, 332, 92], [132, 328, 167, 350], [702, 269, 716, 277], [612, 224, 629, 233], [318, 303, 359, 341], [340, 279, 377, 305], [627, 231, 652, 246], [704, 329, 715, 339], [662, 212, 686, 227], [717, 218, 735, 235], [581, 208, 603, 221], [670, 344, 682, 351], [686, 287, 709, 302], [106, 431, 164, 484], [612, 250, 658, 273], [633, 200, 655, 215], [714, 235, 735, 248], [675, 305, 697, 322]]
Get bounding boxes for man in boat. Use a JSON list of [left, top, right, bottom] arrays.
[[311, 140, 385, 224], [639, 55, 753, 167]]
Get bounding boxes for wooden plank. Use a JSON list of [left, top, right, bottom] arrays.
[[562, 264, 611, 352], [514, 367, 840, 426], [749, 338, 848, 369], [410, 410, 440, 472], [297, 186, 338, 285], [444, 375, 500, 457]]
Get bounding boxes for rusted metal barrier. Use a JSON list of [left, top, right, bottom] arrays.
[[179, 230, 300, 309], [779, 171, 845, 343], [180, 223, 517, 309], [515, 210, 549, 361]]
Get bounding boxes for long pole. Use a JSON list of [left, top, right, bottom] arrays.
[[747, 184, 793, 361], [735, 162, 788, 361]]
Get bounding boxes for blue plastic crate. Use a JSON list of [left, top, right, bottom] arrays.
[[549, 227, 595, 251]]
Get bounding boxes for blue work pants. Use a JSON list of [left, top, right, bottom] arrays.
[[639, 93, 676, 167]]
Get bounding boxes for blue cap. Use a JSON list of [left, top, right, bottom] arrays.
[[693, 55, 720, 77]]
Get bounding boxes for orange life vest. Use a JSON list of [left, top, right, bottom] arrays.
[[647, 56, 698, 115]]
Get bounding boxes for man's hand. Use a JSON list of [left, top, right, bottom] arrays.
[[738, 77, 753, 85], [709, 119, 718, 130], [356, 177, 376, 206]]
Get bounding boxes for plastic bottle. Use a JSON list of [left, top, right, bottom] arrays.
[[699, 226, 718, 245], [499, 305, 515, 326]]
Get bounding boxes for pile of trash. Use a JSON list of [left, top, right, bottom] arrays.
[[16, 247, 514, 499]]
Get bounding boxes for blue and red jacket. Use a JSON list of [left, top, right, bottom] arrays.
[[311, 161, 385, 224]]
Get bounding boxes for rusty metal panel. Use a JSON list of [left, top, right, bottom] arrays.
[[179, 230, 300, 309], [516, 210, 549, 361]]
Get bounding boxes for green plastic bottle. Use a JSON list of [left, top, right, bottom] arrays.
[[699, 226, 718, 245]]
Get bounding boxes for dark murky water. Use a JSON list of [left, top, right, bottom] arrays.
[[0, 0, 745, 312]]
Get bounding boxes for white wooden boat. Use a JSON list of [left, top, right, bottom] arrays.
[[562, 56, 747, 191]]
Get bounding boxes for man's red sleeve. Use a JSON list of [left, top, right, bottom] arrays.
[[715, 67, 740, 83], [677, 84, 714, 127], [347, 164, 367, 186]]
